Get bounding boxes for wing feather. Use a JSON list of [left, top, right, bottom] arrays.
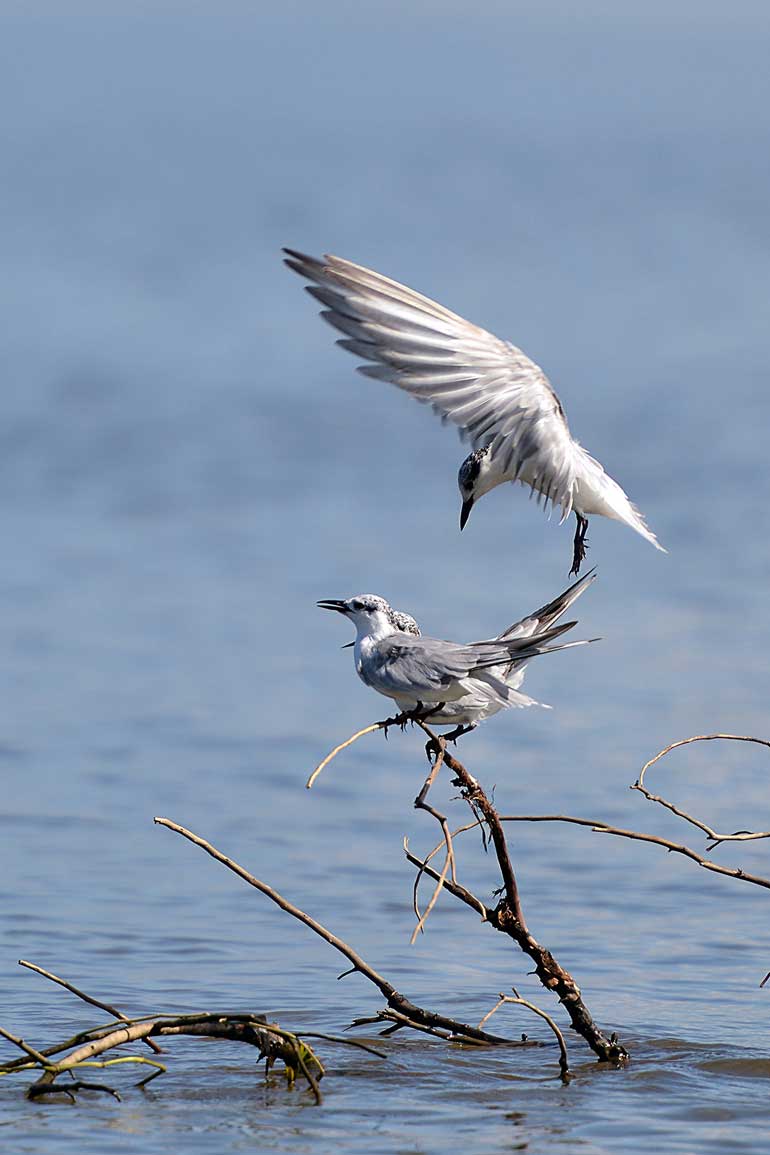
[[285, 249, 578, 512]]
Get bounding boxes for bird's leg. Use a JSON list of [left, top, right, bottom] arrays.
[[439, 723, 477, 744], [570, 513, 589, 576], [426, 721, 475, 759]]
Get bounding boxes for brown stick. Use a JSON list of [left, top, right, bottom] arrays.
[[496, 814, 770, 890], [154, 817, 511, 1046], [18, 960, 163, 1055]]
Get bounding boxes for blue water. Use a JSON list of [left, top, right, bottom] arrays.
[[2, 1, 770, 1150]]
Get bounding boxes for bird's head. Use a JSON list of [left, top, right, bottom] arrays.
[[317, 593, 395, 639], [457, 445, 493, 530]]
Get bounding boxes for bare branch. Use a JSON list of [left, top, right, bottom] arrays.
[[306, 722, 383, 789], [0, 1024, 49, 1066], [154, 817, 512, 1046], [18, 960, 163, 1055], [478, 991, 569, 1079], [497, 814, 770, 891], [633, 734, 770, 846]]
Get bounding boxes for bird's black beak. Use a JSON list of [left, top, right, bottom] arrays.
[[340, 641, 354, 649], [459, 497, 474, 531], [317, 599, 348, 614]]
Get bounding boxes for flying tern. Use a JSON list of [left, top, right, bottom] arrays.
[[285, 249, 664, 574]]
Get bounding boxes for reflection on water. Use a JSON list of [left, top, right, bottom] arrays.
[[2, 0, 770, 1151]]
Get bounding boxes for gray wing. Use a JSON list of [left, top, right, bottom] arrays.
[[369, 631, 580, 698], [284, 249, 580, 515], [368, 635, 491, 697]]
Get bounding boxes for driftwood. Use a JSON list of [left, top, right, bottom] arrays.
[[6, 729, 766, 1103], [0, 962, 333, 1102]]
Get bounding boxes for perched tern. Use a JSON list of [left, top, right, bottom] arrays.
[[318, 574, 596, 740], [285, 249, 665, 574]]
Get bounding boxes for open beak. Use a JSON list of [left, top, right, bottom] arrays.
[[459, 496, 475, 531], [317, 599, 349, 614]]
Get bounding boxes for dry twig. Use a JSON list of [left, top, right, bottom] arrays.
[[633, 734, 770, 848], [478, 989, 570, 1080], [154, 817, 512, 1046]]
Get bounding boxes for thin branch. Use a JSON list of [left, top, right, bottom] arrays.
[[18, 960, 163, 1055], [404, 839, 489, 918], [410, 739, 459, 942], [0, 1025, 49, 1066], [306, 722, 383, 789], [633, 734, 770, 846], [497, 814, 770, 891], [478, 991, 569, 1080]]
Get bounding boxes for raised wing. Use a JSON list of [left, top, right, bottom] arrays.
[[284, 249, 579, 515]]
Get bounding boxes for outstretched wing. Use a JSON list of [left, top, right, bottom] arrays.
[[284, 249, 580, 515]]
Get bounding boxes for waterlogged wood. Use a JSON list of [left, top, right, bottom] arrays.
[[1, 1008, 327, 1103]]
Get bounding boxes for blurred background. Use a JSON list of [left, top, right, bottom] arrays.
[[1, 1, 769, 1151]]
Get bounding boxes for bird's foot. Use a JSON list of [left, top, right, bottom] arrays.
[[380, 710, 412, 739], [570, 514, 590, 577], [424, 735, 445, 762], [381, 702, 440, 739]]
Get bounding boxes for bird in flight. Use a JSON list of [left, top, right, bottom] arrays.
[[318, 572, 595, 741], [284, 249, 664, 574]]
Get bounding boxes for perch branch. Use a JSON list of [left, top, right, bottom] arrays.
[[407, 721, 628, 1064]]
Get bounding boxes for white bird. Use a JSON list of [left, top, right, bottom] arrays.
[[318, 574, 596, 740], [386, 571, 595, 738], [285, 249, 665, 575]]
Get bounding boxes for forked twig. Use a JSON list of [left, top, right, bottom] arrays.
[[497, 814, 770, 890], [633, 734, 770, 847], [409, 739, 460, 942]]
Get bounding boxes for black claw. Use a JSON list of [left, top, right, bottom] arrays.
[[570, 513, 590, 576]]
